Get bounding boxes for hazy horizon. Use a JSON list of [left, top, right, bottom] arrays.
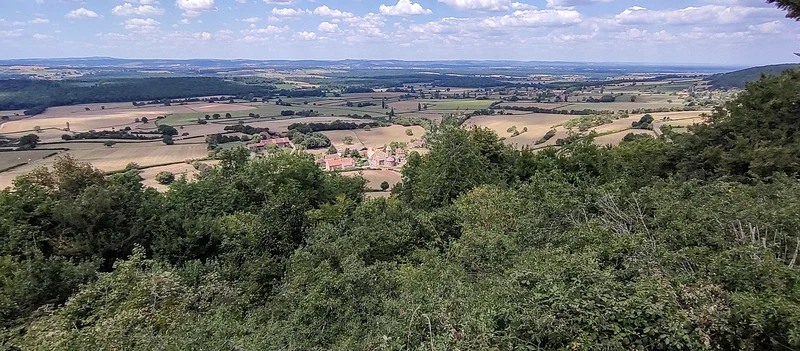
[[1, 0, 798, 66]]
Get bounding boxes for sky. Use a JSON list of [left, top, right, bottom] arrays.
[[0, 0, 798, 65]]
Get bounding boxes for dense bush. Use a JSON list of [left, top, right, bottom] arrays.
[[2, 49, 800, 351]]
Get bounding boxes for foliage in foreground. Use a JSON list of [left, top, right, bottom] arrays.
[[1, 69, 800, 350]]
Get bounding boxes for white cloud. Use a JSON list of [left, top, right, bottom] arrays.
[[263, 0, 296, 4], [318, 21, 339, 33], [32, 33, 50, 40], [615, 5, 777, 26], [546, 0, 612, 8], [313, 6, 354, 18], [194, 31, 212, 39], [179, 18, 191, 24], [0, 30, 24, 38], [28, 18, 50, 24], [296, 31, 317, 40], [123, 18, 161, 32], [271, 7, 309, 16], [112, 3, 166, 16], [749, 20, 783, 33], [437, 0, 514, 12], [482, 9, 582, 27], [242, 17, 260, 23], [380, 0, 433, 16], [176, 0, 215, 16], [65, 8, 100, 19]]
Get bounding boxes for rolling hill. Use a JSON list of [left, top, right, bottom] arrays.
[[708, 63, 799, 88]]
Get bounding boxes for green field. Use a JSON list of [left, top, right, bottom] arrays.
[[159, 102, 390, 126], [425, 99, 496, 110]]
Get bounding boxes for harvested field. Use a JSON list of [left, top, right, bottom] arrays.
[[353, 126, 425, 147], [0, 142, 208, 188], [466, 113, 576, 143], [323, 125, 424, 152], [0, 150, 60, 170], [341, 169, 402, 191], [0, 102, 255, 133], [594, 130, 658, 146]]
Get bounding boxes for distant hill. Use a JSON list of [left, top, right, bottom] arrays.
[[708, 63, 799, 89]]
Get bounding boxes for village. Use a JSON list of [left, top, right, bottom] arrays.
[[243, 130, 426, 172]]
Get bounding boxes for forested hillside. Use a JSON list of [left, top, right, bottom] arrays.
[[0, 77, 279, 110], [1, 66, 800, 350], [707, 63, 799, 88]]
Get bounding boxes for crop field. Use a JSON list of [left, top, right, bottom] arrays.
[[594, 130, 657, 145], [556, 101, 696, 112], [423, 99, 495, 110], [0, 142, 208, 188], [341, 169, 402, 191], [322, 125, 425, 152], [0, 102, 255, 133], [466, 113, 576, 141], [0, 149, 59, 170]]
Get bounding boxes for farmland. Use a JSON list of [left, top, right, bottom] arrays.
[[0, 63, 727, 191]]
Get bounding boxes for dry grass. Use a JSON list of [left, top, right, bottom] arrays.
[[594, 130, 657, 146], [322, 125, 425, 151], [341, 169, 402, 191], [466, 113, 576, 146], [0, 102, 255, 133], [0, 150, 59, 170]]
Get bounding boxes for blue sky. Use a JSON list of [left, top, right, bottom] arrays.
[[0, 0, 798, 65]]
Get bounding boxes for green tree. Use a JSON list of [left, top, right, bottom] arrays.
[[156, 171, 175, 185], [18, 134, 40, 149], [380, 181, 390, 191]]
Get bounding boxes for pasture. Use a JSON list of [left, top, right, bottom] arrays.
[[341, 169, 402, 191]]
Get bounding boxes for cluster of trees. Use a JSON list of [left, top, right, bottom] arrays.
[[0, 78, 280, 110], [287, 120, 385, 134], [534, 128, 557, 145], [280, 109, 320, 117], [205, 133, 247, 146], [345, 101, 377, 107], [631, 114, 655, 129], [585, 95, 617, 103], [562, 114, 614, 132], [289, 131, 331, 149], [1, 67, 800, 349], [223, 125, 273, 135], [492, 105, 601, 115], [342, 86, 375, 94], [23, 106, 47, 116], [62, 129, 160, 141]]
